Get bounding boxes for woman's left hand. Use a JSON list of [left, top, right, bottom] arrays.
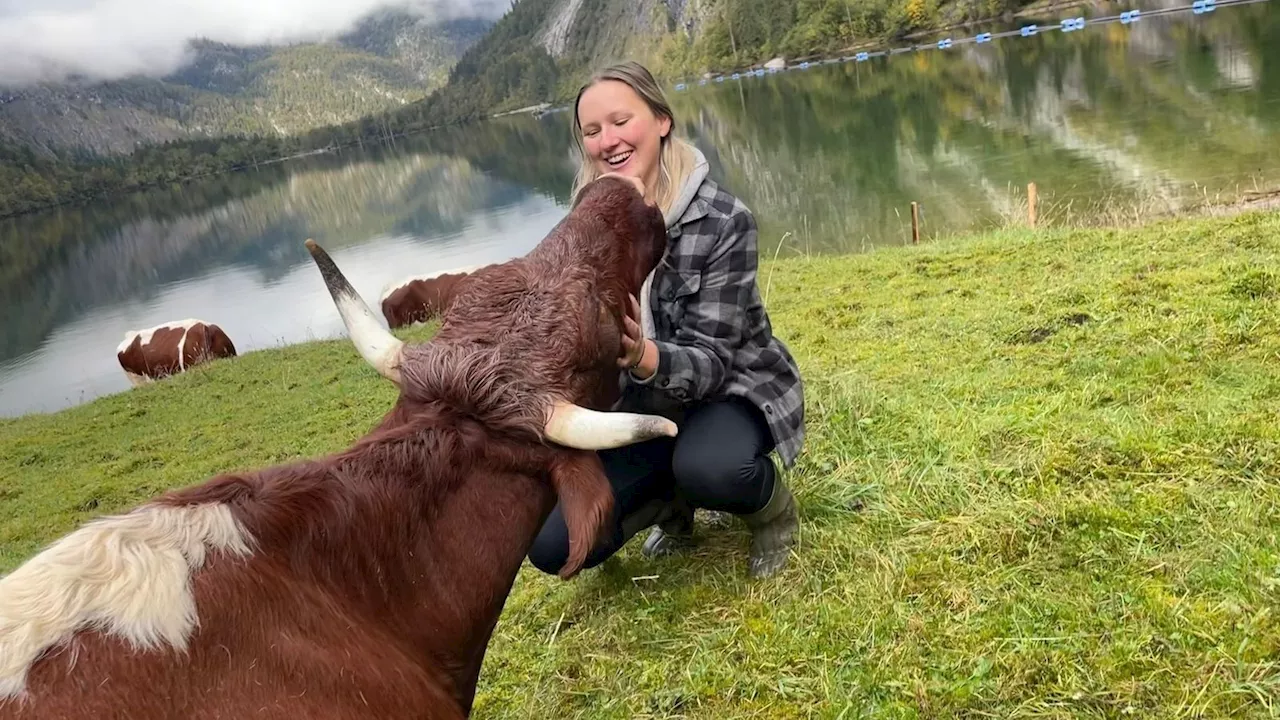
[[618, 293, 656, 377]]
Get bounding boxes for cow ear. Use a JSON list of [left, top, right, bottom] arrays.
[[548, 451, 615, 580]]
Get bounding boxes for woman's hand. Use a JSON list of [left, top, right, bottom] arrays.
[[618, 293, 657, 378]]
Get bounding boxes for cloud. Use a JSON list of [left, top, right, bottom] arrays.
[[0, 0, 508, 87]]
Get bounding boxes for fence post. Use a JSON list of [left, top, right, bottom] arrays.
[[1028, 182, 1038, 227], [911, 201, 920, 245]]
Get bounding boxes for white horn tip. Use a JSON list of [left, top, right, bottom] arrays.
[[544, 402, 679, 450], [647, 416, 680, 438]]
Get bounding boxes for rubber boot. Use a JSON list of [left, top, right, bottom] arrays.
[[640, 494, 696, 558], [740, 474, 799, 578]]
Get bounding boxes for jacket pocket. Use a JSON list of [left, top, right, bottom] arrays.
[[658, 269, 701, 331]]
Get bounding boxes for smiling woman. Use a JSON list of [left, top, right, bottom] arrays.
[[569, 63, 695, 224], [529, 61, 808, 581]]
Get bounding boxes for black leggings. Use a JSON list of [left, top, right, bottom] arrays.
[[527, 396, 777, 576]]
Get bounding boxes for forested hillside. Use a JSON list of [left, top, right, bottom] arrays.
[[657, 0, 1029, 76], [0, 12, 491, 157], [0, 0, 1039, 219]]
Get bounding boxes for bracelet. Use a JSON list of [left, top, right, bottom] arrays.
[[629, 341, 646, 370]]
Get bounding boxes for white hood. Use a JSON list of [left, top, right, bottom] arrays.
[[638, 144, 709, 338]]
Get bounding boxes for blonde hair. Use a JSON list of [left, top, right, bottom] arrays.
[[570, 61, 697, 220]]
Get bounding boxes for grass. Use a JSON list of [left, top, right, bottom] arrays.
[[4, 208, 1280, 717]]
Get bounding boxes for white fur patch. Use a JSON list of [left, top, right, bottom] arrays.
[[378, 264, 485, 304], [0, 503, 253, 699], [116, 318, 206, 355], [123, 370, 149, 388], [176, 328, 189, 372]]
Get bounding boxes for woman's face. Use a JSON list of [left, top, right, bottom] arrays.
[[577, 80, 671, 194]]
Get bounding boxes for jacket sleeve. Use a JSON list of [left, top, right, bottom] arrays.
[[628, 208, 756, 400]]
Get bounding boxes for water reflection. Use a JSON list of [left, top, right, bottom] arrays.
[[2, 2, 1278, 417], [667, 0, 1280, 253], [0, 153, 570, 417]]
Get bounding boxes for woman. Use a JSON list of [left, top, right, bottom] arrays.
[[527, 61, 806, 579]]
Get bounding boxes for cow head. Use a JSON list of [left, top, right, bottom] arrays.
[[304, 176, 672, 575]]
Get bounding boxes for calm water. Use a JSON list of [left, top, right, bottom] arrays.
[[3, 0, 1279, 418]]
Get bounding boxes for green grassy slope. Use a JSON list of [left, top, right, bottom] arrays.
[[3, 210, 1279, 718]]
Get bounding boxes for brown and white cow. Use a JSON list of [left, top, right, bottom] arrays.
[[0, 175, 672, 719], [115, 318, 237, 386], [379, 264, 486, 329]]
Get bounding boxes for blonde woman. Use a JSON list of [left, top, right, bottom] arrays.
[[527, 61, 806, 579]]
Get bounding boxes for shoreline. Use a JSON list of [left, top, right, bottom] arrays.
[[0, 0, 1212, 223], [2, 195, 1278, 425]]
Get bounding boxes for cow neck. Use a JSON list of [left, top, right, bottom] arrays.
[[395, 456, 552, 714]]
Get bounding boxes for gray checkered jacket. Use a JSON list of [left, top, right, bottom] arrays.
[[616, 146, 806, 468]]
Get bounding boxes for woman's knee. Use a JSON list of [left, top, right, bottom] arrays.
[[527, 507, 622, 575], [526, 514, 572, 576], [669, 399, 776, 513], [670, 441, 766, 511], [671, 442, 742, 491]]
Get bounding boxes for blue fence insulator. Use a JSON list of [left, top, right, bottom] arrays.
[[715, 76, 724, 82], [1193, 0, 1215, 13], [800, 61, 810, 69], [1021, 24, 1038, 36], [699, 78, 708, 85], [1061, 17, 1085, 32], [976, 32, 992, 43], [1120, 9, 1140, 23], [675, 83, 687, 91], [731, 72, 740, 80], [938, 38, 953, 49], [754, 68, 765, 76], [856, 52, 870, 61]]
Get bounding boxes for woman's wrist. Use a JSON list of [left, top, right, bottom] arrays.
[[630, 339, 659, 379]]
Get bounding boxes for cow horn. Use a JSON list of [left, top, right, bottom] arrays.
[[304, 239, 404, 386], [544, 400, 678, 450]]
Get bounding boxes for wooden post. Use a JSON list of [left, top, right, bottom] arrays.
[[910, 201, 920, 245], [1027, 182, 1038, 228]]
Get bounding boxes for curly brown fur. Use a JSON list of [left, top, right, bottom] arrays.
[[0, 175, 667, 720]]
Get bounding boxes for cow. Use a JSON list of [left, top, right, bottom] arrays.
[[0, 175, 672, 720], [115, 318, 237, 386], [380, 264, 486, 329]]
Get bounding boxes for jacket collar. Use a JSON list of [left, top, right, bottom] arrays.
[[663, 144, 711, 230], [638, 144, 710, 339]]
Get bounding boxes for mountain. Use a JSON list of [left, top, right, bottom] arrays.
[[433, 0, 1035, 117], [0, 10, 493, 157], [0, 0, 1038, 219]]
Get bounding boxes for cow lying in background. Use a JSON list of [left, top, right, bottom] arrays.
[[115, 318, 237, 386], [380, 264, 486, 329], [0, 175, 671, 720]]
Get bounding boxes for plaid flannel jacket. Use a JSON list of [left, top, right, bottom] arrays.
[[616, 173, 806, 469]]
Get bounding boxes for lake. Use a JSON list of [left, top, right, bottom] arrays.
[[2, 0, 1278, 418]]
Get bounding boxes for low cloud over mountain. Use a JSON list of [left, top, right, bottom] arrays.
[[0, 0, 508, 86]]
